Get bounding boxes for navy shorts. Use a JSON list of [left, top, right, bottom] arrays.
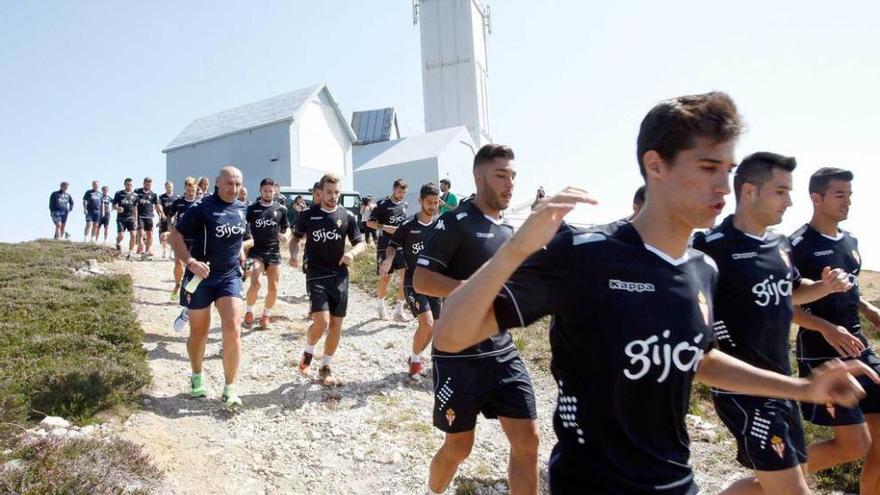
[[138, 217, 154, 231], [798, 350, 880, 426], [404, 286, 441, 319], [432, 350, 537, 433], [117, 217, 136, 232], [180, 271, 243, 310], [248, 249, 282, 267], [306, 273, 350, 317], [85, 210, 101, 223], [713, 392, 807, 471], [51, 210, 68, 224], [377, 248, 405, 275]]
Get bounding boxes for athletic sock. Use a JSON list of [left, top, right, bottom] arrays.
[[411, 354, 421, 364], [262, 307, 272, 317], [223, 383, 235, 396], [377, 298, 385, 309], [321, 354, 333, 367], [304, 344, 315, 355], [245, 305, 253, 313], [395, 300, 405, 313]]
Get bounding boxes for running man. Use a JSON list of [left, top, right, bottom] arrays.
[[790, 167, 880, 494], [49, 181, 74, 240], [158, 181, 178, 258], [693, 152, 853, 495], [413, 144, 540, 495], [82, 180, 103, 242], [439, 178, 458, 214], [168, 166, 248, 409], [135, 177, 163, 259], [289, 173, 365, 386], [367, 178, 409, 321], [431, 93, 878, 495], [380, 182, 441, 382], [243, 178, 289, 330], [112, 178, 138, 258], [170, 177, 200, 320], [630, 184, 646, 220], [196, 177, 209, 198], [99, 185, 112, 243], [273, 183, 287, 206]]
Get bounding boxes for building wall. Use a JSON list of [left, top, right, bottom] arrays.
[[436, 132, 477, 201], [290, 90, 354, 190], [354, 158, 439, 215], [164, 121, 292, 200]]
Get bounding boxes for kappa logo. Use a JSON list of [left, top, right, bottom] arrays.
[[435, 220, 445, 231], [608, 279, 655, 293], [731, 252, 758, 260], [814, 249, 834, 257], [475, 232, 495, 239]]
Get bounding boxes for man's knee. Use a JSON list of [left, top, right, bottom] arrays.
[[442, 433, 474, 462], [835, 425, 872, 459]]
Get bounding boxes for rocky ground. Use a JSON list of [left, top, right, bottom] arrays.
[[109, 256, 806, 494]]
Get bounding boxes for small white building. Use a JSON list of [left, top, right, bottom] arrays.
[[353, 126, 476, 212], [162, 83, 357, 196]]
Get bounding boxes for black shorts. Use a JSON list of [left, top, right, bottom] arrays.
[[117, 217, 136, 233], [713, 392, 807, 471], [158, 219, 170, 233], [138, 217, 154, 231], [798, 350, 880, 426], [247, 249, 282, 266], [376, 248, 405, 275], [99, 215, 110, 227], [404, 286, 441, 319], [306, 272, 349, 317], [432, 351, 537, 433]]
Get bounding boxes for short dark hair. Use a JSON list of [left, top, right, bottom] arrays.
[[420, 182, 440, 199], [636, 92, 743, 178], [633, 185, 646, 206], [124, 178, 132, 183], [259, 177, 275, 188], [809, 167, 853, 195], [319, 174, 340, 189], [474, 144, 515, 169], [440, 178, 451, 187], [733, 152, 797, 201], [393, 179, 408, 190]]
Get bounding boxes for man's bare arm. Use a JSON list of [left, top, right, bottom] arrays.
[[413, 267, 463, 297]]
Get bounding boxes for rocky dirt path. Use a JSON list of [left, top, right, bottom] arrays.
[[114, 257, 749, 494]]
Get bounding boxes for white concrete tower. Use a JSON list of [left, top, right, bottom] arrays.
[[414, 0, 491, 147]]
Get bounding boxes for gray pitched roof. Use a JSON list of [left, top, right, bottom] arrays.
[[354, 126, 473, 172], [351, 108, 398, 145], [163, 83, 355, 152]]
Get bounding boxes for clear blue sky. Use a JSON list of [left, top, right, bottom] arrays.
[[2, 1, 878, 269]]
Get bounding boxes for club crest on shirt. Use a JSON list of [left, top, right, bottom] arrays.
[[778, 248, 791, 269], [336, 218, 342, 228], [698, 291, 710, 326], [853, 250, 861, 265], [826, 402, 836, 418], [771, 435, 785, 459], [445, 408, 456, 426]]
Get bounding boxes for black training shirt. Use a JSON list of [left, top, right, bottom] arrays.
[[134, 188, 159, 218], [112, 190, 138, 219], [159, 193, 177, 219], [246, 201, 289, 253], [388, 214, 437, 287], [294, 204, 363, 279], [369, 196, 408, 251]]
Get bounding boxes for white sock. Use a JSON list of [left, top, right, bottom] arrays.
[[262, 307, 271, 317], [377, 298, 386, 309], [395, 300, 405, 312], [426, 484, 443, 495], [245, 305, 253, 313], [321, 354, 333, 367], [411, 354, 421, 364], [304, 344, 315, 355]]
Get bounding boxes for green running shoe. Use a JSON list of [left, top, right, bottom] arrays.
[[190, 374, 208, 398], [222, 386, 242, 410]]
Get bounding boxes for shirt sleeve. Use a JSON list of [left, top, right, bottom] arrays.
[[416, 214, 459, 273], [67, 194, 73, 211], [112, 192, 119, 206], [493, 231, 573, 329], [293, 209, 308, 238], [49, 192, 55, 211], [388, 221, 407, 249], [279, 207, 290, 234], [447, 193, 459, 208], [174, 202, 201, 238], [368, 201, 384, 223], [347, 214, 363, 245]]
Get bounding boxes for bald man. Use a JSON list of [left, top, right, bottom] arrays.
[[168, 166, 249, 409]]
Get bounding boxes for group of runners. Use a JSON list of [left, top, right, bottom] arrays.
[[48, 91, 880, 494]]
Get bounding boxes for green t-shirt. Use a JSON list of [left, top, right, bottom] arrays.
[[439, 191, 459, 214]]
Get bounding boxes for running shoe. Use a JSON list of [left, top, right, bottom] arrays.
[[378, 303, 388, 320], [243, 311, 255, 329], [222, 387, 242, 410], [258, 314, 270, 329], [393, 309, 409, 323], [173, 307, 189, 333], [318, 365, 340, 387], [407, 358, 424, 382], [190, 374, 208, 398], [298, 351, 313, 376]]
